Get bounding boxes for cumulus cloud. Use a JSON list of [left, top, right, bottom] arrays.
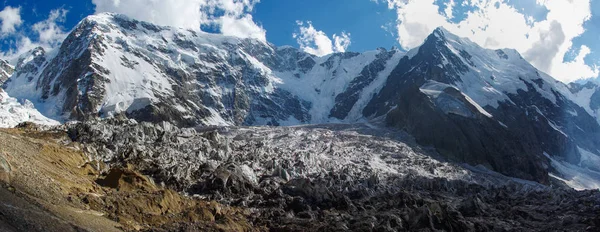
[[444, 0, 455, 19], [551, 45, 599, 83], [219, 14, 266, 41], [333, 32, 351, 53], [293, 21, 352, 56], [32, 8, 70, 48], [92, 0, 208, 29], [378, 0, 598, 82], [91, 0, 266, 41], [524, 21, 565, 73], [0, 6, 22, 36], [1, 8, 70, 63]]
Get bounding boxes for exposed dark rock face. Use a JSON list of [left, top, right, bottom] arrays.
[[592, 90, 600, 111], [383, 87, 549, 183]]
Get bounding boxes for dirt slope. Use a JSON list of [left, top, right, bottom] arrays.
[[0, 126, 257, 231]]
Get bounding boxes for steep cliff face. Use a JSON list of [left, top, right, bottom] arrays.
[[4, 14, 600, 187]]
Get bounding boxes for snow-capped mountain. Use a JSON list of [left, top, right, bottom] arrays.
[[3, 13, 600, 188], [362, 28, 600, 187], [3, 13, 400, 127]]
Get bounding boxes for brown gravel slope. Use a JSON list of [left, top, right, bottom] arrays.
[[0, 126, 259, 231]]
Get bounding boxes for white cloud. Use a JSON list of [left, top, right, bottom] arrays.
[[444, 0, 455, 19], [551, 45, 599, 83], [32, 9, 70, 48], [0, 6, 22, 36], [293, 21, 352, 56], [333, 32, 351, 53], [379, 0, 598, 82], [386, 0, 448, 49], [219, 14, 266, 41], [92, 0, 208, 29], [1, 8, 70, 63], [91, 0, 266, 41], [2, 37, 37, 61]]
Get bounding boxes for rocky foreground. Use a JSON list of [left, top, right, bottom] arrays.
[[0, 120, 599, 231]]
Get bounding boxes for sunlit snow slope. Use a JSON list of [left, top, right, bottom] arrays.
[[0, 89, 60, 128]]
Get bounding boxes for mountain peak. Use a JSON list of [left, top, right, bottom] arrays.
[[83, 12, 123, 23], [429, 26, 465, 43], [420, 27, 452, 49], [432, 26, 450, 36], [418, 27, 464, 57]]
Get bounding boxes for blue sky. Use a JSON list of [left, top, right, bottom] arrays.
[[253, 0, 397, 52], [0, 0, 598, 83]]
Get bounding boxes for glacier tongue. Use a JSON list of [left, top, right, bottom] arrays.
[[62, 118, 600, 231], [67, 118, 547, 198]]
